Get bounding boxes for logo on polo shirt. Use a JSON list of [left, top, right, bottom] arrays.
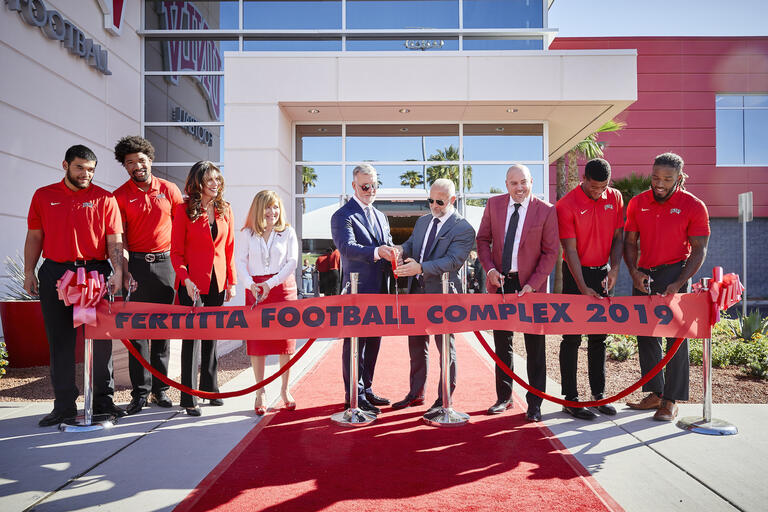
[[50, 202, 60, 206], [670, 208, 681, 214], [604, 204, 614, 210], [641, 208, 650, 211], [82, 202, 94, 208], [129, 198, 138, 203], [157, 193, 166, 199], [580, 209, 589, 215]]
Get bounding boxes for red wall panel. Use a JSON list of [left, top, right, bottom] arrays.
[[549, 36, 768, 217]]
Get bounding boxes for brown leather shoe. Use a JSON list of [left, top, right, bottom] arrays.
[[653, 400, 678, 421], [627, 392, 662, 410]]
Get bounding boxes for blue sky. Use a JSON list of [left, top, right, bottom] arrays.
[[549, 0, 767, 37]]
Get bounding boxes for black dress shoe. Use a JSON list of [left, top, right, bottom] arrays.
[[526, 407, 542, 422], [344, 398, 380, 415], [392, 396, 425, 410], [487, 400, 513, 415], [150, 391, 173, 408], [365, 392, 390, 406], [38, 409, 76, 427], [185, 406, 202, 416], [562, 405, 598, 420], [126, 396, 147, 415], [207, 398, 224, 406], [94, 402, 127, 418], [595, 403, 617, 415], [426, 399, 443, 414]]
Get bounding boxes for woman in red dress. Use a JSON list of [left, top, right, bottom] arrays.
[[235, 190, 298, 415], [171, 161, 236, 416]]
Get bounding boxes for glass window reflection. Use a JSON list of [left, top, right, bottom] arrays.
[[715, 109, 744, 165], [145, 75, 225, 123], [145, 39, 238, 72], [744, 109, 768, 164], [296, 125, 342, 161], [463, 124, 543, 161], [347, 0, 458, 29], [145, 1, 239, 30], [244, 38, 342, 51], [244, 1, 342, 29], [463, 37, 544, 50], [296, 165, 344, 195], [345, 125, 459, 162], [469, 164, 544, 196], [463, 0, 544, 29]]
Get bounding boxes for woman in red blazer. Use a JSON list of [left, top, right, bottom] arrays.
[[171, 161, 236, 416]]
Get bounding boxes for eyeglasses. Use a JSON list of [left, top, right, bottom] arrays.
[[427, 198, 445, 206], [359, 183, 377, 192]]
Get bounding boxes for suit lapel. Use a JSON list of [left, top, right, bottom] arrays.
[[350, 199, 379, 243], [425, 212, 457, 261], [519, 196, 538, 245], [496, 194, 511, 243]]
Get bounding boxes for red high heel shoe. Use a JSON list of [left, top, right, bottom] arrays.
[[282, 392, 296, 410], [254, 394, 267, 416]]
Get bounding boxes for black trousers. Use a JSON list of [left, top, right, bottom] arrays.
[[492, 274, 546, 410], [559, 264, 611, 400], [38, 259, 115, 413], [127, 254, 175, 398], [177, 274, 225, 408], [634, 261, 690, 401]]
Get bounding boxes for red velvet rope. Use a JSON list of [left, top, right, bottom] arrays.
[[121, 338, 317, 399], [473, 331, 686, 408]]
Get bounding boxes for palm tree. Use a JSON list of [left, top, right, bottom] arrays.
[[553, 119, 626, 292], [425, 144, 472, 192], [400, 170, 423, 188], [301, 166, 317, 212]]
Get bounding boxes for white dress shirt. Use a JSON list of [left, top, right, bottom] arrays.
[[235, 225, 298, 290], [418, 206, 453, 262], [503, 195, 530, 273]]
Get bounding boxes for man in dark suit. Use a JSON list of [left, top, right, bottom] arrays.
[[476, 164, 559, 422], [331, 164, 397, 415], [392, 179, 475, 412]]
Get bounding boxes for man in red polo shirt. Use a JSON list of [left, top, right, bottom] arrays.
[[113, 136, 183, 415], [24, 145, 126, 427], [624, 152, 710, 421], [556, 158, 623, 420]]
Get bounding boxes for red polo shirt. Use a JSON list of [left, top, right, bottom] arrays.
[[27, 179, 122, 262], [625, 189, 710, 268], [557, 185, 624, 266], [113, 176, 183, 252]]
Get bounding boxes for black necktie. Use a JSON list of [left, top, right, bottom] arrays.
[[501, 203, 522, 273], [421, 217, 440, 262], [366, 207, 382, 242]]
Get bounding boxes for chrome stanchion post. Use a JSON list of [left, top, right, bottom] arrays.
[[60, 329, 114, 432], [677, 274, 738, 436], [423, 273, 469, 427], [331, 273, 376, 427]]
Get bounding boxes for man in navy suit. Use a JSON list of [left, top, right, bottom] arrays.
[[331, 164, 397, 414], [392, 179, 475, 412]]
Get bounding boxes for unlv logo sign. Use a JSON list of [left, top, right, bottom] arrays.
[[96, 0, 126, 35]]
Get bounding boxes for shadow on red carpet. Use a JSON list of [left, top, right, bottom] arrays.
[[175, 334, 621, 512]]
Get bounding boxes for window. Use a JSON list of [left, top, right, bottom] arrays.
[[716, 94, 768, 166]]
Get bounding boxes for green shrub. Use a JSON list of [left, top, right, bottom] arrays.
[[689, 339, 703, 365], [606, 335, 637, 361], [730, 310, 768, 341]]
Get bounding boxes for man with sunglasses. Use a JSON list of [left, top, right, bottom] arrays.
[[476, 164, 559, 422], [392, 179, 475, 413], [624, 152, 710, 421], [331, 164, 398, 415]]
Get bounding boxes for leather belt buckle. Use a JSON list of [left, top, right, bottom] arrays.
[[73, 260, 87, 267], [144, 253, 156, 263]]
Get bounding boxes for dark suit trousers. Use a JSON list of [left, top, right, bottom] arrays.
[[559, 264, 610, 400], [492, 274, 546, 409], [634, 260, 690, 401], [177, 273, 225, 408], [38, 259, 115, 413], [127, 255, 175, 398], [342, 337, 381, 401]]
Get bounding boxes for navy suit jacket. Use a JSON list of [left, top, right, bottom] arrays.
[[401, 210, 475, 294], [331, 198, 393, 294]]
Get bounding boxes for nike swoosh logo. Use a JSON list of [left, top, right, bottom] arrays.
[[50, 202, 60, 206], [580, 209, 588, 215], [129, 198, 138, 203], [641, 208, 650, 211]]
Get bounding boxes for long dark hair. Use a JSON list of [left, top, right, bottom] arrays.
[[184, 161, 227, 221]]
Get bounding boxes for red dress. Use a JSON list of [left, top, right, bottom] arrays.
[[245, 273, 297, 355]]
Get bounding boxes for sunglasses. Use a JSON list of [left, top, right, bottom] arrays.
[[427, 198, 445, 206], [359, 183, 377, 192]]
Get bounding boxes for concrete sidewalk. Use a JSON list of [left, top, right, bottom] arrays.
[[1, 334, 767, 512]]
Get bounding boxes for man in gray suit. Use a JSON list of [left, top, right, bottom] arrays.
[[392, 179, 475, 412]]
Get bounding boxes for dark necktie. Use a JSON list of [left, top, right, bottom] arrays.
[[501, 203, 522, 273], [366, 207, 381, 242], [421, 217, 440, 262]]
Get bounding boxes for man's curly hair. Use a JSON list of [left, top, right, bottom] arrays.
[[114, 136, 155, 164]]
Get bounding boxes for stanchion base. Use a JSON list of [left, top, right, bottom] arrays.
[[58, 414, 116, 433], [677, 416, 738, 436], [330, 408, 377, 427], [423, 407, 470, 427]]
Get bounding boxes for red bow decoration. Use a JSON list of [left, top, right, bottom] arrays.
[[56, 268, 107, 327], [709, 273, 744, 312]]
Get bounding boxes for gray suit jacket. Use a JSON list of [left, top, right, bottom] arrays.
[[401, 210, 475, 294]]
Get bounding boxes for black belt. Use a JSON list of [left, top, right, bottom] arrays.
[[642, 260, 686, 273], [582, 263, 609, 271], [503, 272, 519, 279], [59, 259, 108, 267], [130, 251, 170, 263]]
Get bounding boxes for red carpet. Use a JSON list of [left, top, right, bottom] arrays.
[[175, 334, 622, 512]]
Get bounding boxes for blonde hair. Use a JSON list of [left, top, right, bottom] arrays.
[[243, 190, 289, 235]]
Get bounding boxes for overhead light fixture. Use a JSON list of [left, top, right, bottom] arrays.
[[398, 108, 410, 114], [317, 127, 327, 133], [400, 127, 409, 132], [308, 108, 320, 114], [495, 127, 505, 132], [506, 108, 518, 113]]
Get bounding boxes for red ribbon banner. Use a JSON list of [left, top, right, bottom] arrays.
[[84, 292, 713, 341]]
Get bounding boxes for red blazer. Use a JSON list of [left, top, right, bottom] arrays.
[[171, 201, 236, 294], [476, 194, 559, 293]]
